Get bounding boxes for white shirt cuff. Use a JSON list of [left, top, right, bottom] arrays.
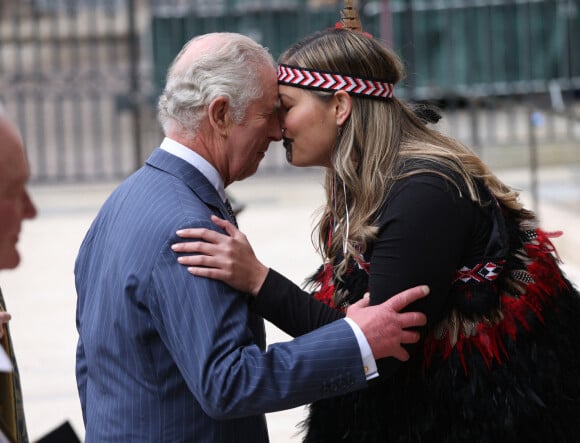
[[343, 317, 379, 380]]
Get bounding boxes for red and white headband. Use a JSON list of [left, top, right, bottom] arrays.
[[277, 64, 394, 100]]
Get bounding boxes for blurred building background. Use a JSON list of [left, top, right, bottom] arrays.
[[0, 0, 578, 186]]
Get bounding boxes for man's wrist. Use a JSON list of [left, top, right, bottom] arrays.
[[343, 317, 379, 380]]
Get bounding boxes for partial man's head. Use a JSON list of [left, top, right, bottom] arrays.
[[0, 111, 37, 269], [157, 32, 282, 186]]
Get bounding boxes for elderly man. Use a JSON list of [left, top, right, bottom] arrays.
[[75, 33, 427, 442], [0, 110, 37, 443]]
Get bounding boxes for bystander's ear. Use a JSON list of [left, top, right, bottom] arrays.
[[208, 96, 231, 137], [333, 90, 352, 126]]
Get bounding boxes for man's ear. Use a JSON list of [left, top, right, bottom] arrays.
[[334, 90, 353, 126], [208, 96, 231, 136]]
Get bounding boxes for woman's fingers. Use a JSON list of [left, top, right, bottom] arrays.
[[172, 239, 220, 256], [173, 216, 242, 254], [209, 215, 238, 236], [186, 266, 230, 280], [177, 253, 224, 267], [175, 227, 222, 243], [172, 215, 266, 295]]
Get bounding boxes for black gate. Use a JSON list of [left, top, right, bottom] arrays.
[[0, 0, 149, 182]]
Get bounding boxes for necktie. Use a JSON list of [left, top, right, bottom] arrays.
[[224, 199, 238, 228], [0, 289, 28, 443]]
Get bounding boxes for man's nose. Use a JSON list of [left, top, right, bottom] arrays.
[[268, 115, 282, 141]]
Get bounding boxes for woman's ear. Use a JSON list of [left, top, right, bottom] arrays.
[[208, 96, 231, 136], [334, 90, 353, 126]]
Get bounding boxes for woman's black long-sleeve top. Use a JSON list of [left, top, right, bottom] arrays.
[[249, 172, 492, 378]]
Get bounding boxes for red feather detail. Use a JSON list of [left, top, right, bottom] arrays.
[[423, 228, 568, 374], [312, 263, 341, 310]]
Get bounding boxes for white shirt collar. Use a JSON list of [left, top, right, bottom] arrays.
[[159, 137, 227, 202]]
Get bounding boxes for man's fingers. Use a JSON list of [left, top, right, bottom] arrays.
[[399, 329, 421, 344], [390, 347, 411, 362], [386, 285, 429, 312], [398, 312, 427, 329], [351, 293, 370, 308]]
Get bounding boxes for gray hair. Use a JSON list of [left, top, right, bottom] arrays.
[[157, 33, 275, 135]]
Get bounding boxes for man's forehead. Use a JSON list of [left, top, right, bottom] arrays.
[[257, 94, 279, 114], [0, 122, 28, 184], [263, 78, 280, 102], [252, 71, 278, 109]]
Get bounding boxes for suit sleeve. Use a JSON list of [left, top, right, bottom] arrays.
[[74, 235, 92, 425], [150, 225, 366, 419], [250, 269, 344, 337], [75, 336, 87, 423]]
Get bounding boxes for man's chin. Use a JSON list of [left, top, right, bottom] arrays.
[[237, 164, 261, 182]]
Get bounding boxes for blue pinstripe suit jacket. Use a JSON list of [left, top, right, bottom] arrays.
[[75, 149, 367, 442]]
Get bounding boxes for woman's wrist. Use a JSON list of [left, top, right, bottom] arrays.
[[249, 263, 269, 296]]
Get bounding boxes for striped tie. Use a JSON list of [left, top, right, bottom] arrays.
[[224, 199, 238, 228]]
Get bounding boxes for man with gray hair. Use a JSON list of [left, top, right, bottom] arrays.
[[75, 33, 427, 442]]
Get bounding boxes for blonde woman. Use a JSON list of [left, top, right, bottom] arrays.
[[173, 26, 580, 442]]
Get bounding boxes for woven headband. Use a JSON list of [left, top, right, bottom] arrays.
[[278, 64, 394, 100]]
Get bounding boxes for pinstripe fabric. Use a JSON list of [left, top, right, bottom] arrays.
[[75, 149, 367, 442]]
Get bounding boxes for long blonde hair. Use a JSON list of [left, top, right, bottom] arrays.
[[280, 29, 528, 281]]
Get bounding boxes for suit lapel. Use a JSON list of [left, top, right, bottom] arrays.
[[145, 148, 227, 218]]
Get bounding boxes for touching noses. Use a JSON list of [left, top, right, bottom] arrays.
[[268, 112, 283, 142]]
